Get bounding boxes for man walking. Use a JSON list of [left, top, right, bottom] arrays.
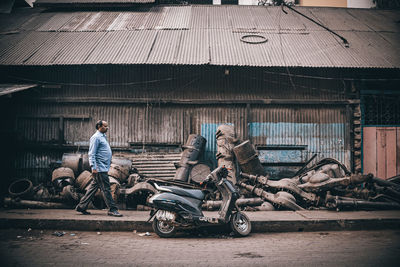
[[75, 120, 123, 217]]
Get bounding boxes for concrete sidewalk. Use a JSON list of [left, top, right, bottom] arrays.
[[1, 209, 400, 232]]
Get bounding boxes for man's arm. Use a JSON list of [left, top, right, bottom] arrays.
[[88, 136, 100, 173]]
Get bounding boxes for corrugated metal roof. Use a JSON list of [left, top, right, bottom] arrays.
[[34, 0, 155, 6], [0, 5, 399, 68]]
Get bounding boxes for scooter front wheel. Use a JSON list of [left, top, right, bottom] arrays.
[[230, 212, 251, 237], [152, 218, 177, 238]]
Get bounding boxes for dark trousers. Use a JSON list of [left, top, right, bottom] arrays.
[[76, 172, 118, 212]]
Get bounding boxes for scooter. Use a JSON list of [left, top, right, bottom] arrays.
[[147, 166, 251, 238]]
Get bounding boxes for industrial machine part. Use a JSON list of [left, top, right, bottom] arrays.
[[240, 173, 319, 205], [238, 182, 304, 211], [233, 140, 265, 176]]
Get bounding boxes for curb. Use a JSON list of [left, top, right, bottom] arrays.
[[1, 217, 399, 232]]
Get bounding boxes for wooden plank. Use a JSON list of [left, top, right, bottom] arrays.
[[398, 128, 400, 176], [377, 128, 386, 179], [386, 128, 397, 178], [363, 127, 377, 176]]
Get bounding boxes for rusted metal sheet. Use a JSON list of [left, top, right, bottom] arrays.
[[0, 6, 399, 68], [306, 7, 371, 31], [15, 150, 62, 184], [346, 8, 400, 33], [249, 106, 350, 170], [160, 6, 191, 30], [53, 32, 106, 64], [36, 12, 75, 32], [120, 152, 181, 179]]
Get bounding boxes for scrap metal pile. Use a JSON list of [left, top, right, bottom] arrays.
[[212, 125, 400, 211], [5, 124, 400, 211]]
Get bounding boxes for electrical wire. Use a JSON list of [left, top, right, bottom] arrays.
[[262, 70, 400, 82]]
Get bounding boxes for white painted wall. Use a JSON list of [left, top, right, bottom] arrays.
[[239, 0, 260, 5], [347, 0, 376, 8]]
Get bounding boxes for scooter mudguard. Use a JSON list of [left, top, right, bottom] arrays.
[[151, 192, 204, 217]]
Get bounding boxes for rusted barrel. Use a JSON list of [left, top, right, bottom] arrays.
[[189, 164, 211, 184], [75, 170, 93, 191], [174, 166, 191, 182], [112, 157, 132, 170], [52, 167, 75, 189], [174, 134, 206, 182], [178, 134, 207, 166], [61, 153, 82, 175], [81, 154, 91, 172], [60, 185, 80, 203], [95, 176, 120, 203], [233, 140, 265, 176], [52, 167, 75, 182], [8, 179, 34, 199], [108, 163, 130, 183]]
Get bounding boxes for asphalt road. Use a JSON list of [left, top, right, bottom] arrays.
[[0, 229, 399, 267]]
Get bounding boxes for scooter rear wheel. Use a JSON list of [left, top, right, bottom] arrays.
[[152, 218, 177, 238], [230, 212, 251, 237]]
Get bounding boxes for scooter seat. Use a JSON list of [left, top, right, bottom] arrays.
[[159, 186, 205, 200]]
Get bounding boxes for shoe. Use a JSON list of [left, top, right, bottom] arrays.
[[76, 206, 91, 215], [107, 210, 123, 217]]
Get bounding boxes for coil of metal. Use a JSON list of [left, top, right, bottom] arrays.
[[8, 178, 34, 199], [233, 140, 265, 176]]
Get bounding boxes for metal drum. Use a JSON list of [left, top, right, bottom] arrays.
[[233, 140, 265, 176], [112, 157, 132, 170], [61, 153, 82, 175], [174, 166, 191, 182], [52, 167, 75, 189], [189, 164, 211, 184], [95, 176, 120, 203], [81, 154, 91, 172], [178, 134, 207, 166], [108, 163, 130, 183], [75, 170, 93, 191], [175, 134, 206, 182]]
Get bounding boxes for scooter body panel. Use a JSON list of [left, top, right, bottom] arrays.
[[151, 192, 204, 217]]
